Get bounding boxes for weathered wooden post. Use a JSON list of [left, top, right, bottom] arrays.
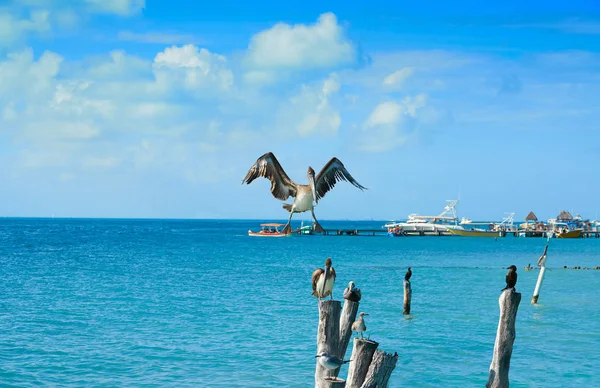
[[360, 349, 399, 388], [345, 338, 379, 388], [316, 300, 343, 387], [531, 243, 549, 304], [321, 379, 346, 388], [335, 299, 359, 376], [403, 280, 412, 315], [486, 290, 521, 388]]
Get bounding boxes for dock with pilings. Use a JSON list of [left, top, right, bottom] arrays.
[[308, 229, 453, 237], [298, 228, 600, 238]]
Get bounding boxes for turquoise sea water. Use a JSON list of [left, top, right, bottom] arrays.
[[1, 218, 599, 387]]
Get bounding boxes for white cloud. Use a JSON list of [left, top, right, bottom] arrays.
[[83, 156, 121, 169], [279, 73, 342, 137], [383, 67, 414, 88], [0, 9, 51, 47], [82, 0, 145, 16], [117, 30, 202, 45], [361, 94, 428, 152], [0, 48, 62, 104], [365, 101, 403, 127], [245, 12, 356, 70], [153, 44, 234, 93]]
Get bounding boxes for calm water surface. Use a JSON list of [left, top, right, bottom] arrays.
[[1, 219, 599, 387]]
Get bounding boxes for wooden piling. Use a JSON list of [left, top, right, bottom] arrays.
[[360, 349, 399, 388], [315, 300, 342, 388], [486, 290, 521, 388], [345, 338, 379, 388], [403, 280, 412, 315], [321, 377, 346, 388], [335, 299, 360, 376], [532, 243, 549, 304]]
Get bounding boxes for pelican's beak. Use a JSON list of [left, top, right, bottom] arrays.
[[364, 313, 369, 316], [321, 264, 330, 296], [309, 173, 317, 205], [315, 355, 319, 358]]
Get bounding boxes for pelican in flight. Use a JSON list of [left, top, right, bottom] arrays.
[[242, 152, 367, 233], [312, 258, 336, 300]]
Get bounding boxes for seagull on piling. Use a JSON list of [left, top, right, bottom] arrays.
[[351, 312, 369, 338], [315, 352, 351, 378], [501, 265, 518, 292], [312, 258, 336, 300], [343, 281, 361, 302]]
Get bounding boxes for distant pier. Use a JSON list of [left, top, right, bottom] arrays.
[[297, 228, 600, 238]]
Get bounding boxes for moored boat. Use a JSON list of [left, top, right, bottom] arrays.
[[556, 229, 583, 239], [447, 227, 502, 237], [248, 223, 293, 237]]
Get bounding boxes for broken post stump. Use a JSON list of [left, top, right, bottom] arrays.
[[403, 279, 412, 315], [346, 338, 379, 388], [360, 349, 399, 388], [315, 300, 342, 388], [486, 290, 521, 388], [321, 378, 346, 388]]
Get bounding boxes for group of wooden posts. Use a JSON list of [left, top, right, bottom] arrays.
[[313, 242, 553, 387], [314, 298, 398, 388]]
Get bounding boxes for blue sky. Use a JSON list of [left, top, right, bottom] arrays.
[[1, 0, 600, 221]]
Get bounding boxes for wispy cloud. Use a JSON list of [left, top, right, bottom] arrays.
[[506, 18, 600, 35], [117, 30, 203, 45]]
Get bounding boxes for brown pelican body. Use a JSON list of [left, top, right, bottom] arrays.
[[312, 258, 336, 300], [502, 265, 518, 291], [242, 152, 367, 233], [343, 281, 361, 302], [351, 312, 369, 338]]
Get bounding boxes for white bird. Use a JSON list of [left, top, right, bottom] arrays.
[[242, 152, 367, 234], [312, 257, 336, 300], [343, 281, 361, 302], [315, 352, 351, 378], [352, 312, 369, 338]]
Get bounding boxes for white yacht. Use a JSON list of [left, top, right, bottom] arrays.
[[384, 200, 462, 234]]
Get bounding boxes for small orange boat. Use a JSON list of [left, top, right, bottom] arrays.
[[248, 223, 293, 238]]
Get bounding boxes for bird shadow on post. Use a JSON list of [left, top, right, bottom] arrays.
[[335, 299, 359, 377], [486, 290, 521, 388], [403, 280, 412, 315]]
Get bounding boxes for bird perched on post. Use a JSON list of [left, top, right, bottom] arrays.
[[351, 312, 369, 338], [343, 281, 361, 302], [312, 258, 336, 300], [315, 352, 351, 378], [405, 267, 412, 282], [537, 244, 549, 267], [501, 265, 518, 292]]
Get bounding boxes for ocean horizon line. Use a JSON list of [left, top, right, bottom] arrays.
[[0, 216, 518, 223]]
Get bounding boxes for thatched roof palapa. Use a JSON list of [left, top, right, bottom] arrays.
[[525, 211, 538, 221], [557, 210, 573, 221]]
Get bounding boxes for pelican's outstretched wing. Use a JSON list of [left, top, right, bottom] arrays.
[[242, 152, 297, 201], [311, 268, 324, 294], [314, 158, 367, 201]]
